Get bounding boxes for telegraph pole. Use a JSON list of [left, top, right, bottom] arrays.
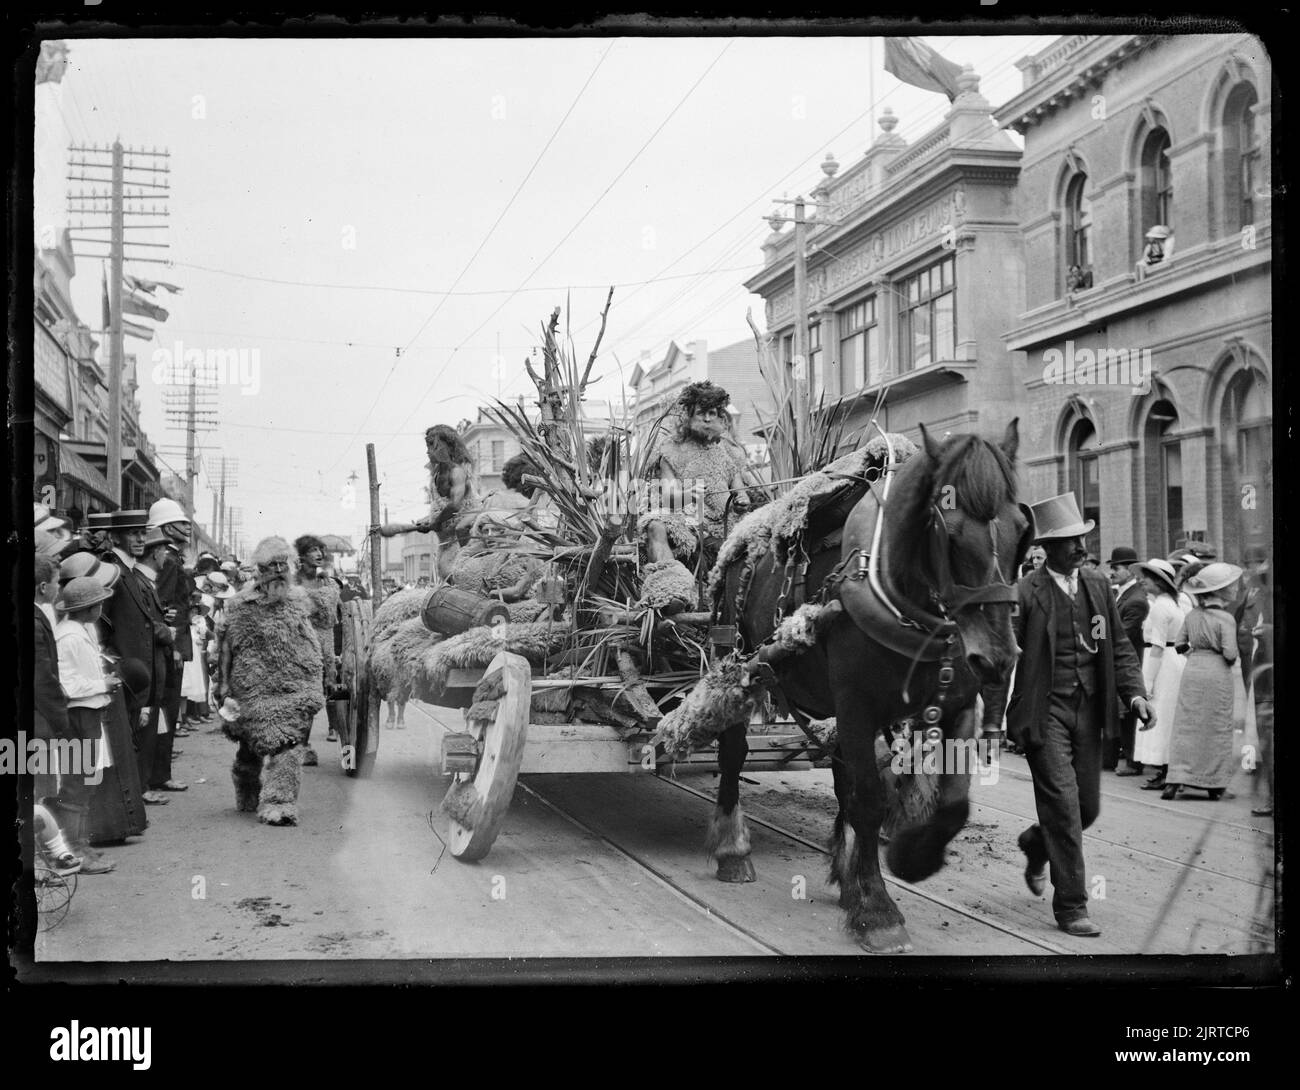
[[67, 141, 172, 507], [767, 193, 838, 461], [162, 370, 217, 518]]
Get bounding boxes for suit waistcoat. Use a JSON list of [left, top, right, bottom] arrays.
[[1051, 581, 1099, 696]]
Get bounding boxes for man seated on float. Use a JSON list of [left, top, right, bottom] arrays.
[[453, 454, 545, 607], [640, 381, 753, 614]]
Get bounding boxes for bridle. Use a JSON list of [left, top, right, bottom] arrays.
[[925, 503, 1021, 618]]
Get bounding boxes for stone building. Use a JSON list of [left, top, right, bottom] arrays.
[[996, 33, 1271, 561], [745, 65, 1028, 457]]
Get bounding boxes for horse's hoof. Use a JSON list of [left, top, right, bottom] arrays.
[[716, 856, 756, 883], [858, 924, 913, 954]]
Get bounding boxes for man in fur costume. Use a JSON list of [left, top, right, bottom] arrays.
[[294, 534, 342, 758], [214, 536, 324, 826], [640, 381, 754, 613]]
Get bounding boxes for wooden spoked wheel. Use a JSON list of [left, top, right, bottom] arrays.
[[445, 651, 532, 862], [339, 598, 379, 778]]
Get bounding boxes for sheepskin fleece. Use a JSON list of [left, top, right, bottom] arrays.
[[372, 587, 426, 639], [652, 660, 760, 761], [371, 615, 436, 700], [221, 586, 325, 756], [368, 588, 431, 700], [414, 621, 566, 703], [639, 559, 698, 609], [637, 509, 700, 558], [706, 434, 917, 603], [301, 576, 340, 635], [448, 549, 540, 598]]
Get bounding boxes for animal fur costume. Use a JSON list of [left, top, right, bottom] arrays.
[[221, 537, 324, 825]]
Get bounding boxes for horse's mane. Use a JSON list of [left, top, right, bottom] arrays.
[[890, 432, 1018, 539]]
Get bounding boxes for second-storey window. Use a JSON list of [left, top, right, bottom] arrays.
[[897, 257, 955, 372], [1140, 127, 1173, 232], [1066, 172, 1093, 272], [838, 296, 879, 391], [491, 440, 505, 473], [809, 321, 824, 403]]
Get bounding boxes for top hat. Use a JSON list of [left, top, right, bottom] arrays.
[[1107, 546, 1139, 566], [56, 575, 114, 613], [1136, 558, 1180, 596], [1028, 493, 1095, 542], [1184, 562, 1243, 596], [108, 509, 149, 530]]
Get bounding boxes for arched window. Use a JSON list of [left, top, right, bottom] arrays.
[[1065, 172, 1093, 275], [1219, 368, 1271, 561], [1067, 417, 1101, 558], [1140, 128, 1173, 233], [1222, 83, 1260, 231], [1143, 398, 1182, 552]]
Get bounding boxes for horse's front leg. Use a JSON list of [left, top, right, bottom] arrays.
[[886, 705, 976, 883], [705, 721, 755, 883]]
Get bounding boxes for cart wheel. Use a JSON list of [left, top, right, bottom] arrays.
[[444, 651, 531, 862], [341, 598, 379, 778]]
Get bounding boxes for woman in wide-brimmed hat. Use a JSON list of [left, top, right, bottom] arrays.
[[1133, 559, 1186, 789], [1161, 563, 1244, 801]]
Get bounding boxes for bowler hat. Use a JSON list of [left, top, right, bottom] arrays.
[[1028, 493, 1095, 542], [1107, 546, 1139, 566], [108, 509, 149, 530], [142, 527, 171, 550], [56, 575, 113, 613], [1184, 562, 1243, 596], [1136, 558, 1179, 596], [113, 657, 152, 703]]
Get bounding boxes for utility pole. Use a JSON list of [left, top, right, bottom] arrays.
[[162, 370, 217, 518], [767, 193, 839, 461], [213, 456, 238, 552], [67, 142, 171, 507]]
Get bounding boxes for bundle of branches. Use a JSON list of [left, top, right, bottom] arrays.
[[747, 308, 885, 494]]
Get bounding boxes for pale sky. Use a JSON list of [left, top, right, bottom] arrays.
[[34, 33, 1056, 551]]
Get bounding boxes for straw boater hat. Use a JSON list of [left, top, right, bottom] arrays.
[[1135, 558, 1180, 596], [56, 575, 114, 613], [1027, 493, 1095, 542], [108, 509, 150, 530], [1183, 562, 1243, 597]]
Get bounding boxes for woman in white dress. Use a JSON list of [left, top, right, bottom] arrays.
[[1134, 558, 1186, 790]]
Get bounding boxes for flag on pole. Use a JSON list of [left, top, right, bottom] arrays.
[[122, 286, 170, 323], [123, 318, 155, 341], [125, 273, 184, 296], [883, 37, 963, 101]]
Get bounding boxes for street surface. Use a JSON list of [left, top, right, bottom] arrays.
[[37, 701, 1276, 963]]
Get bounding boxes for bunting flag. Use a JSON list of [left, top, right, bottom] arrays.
[[123, 318, 155, 341], [122, 287, 169, 323], [883, 37, 964, 101], [125, 273, 184, 296], [36, 41, 70, 86]]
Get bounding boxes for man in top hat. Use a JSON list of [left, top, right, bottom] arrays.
[[983, 494, 1153, 937], [99, 511, 176, 804], [1106, 545, 1150, 776]]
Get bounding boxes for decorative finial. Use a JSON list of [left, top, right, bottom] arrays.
[[878, 106, 898, 134], [821, 152, 840, 178]]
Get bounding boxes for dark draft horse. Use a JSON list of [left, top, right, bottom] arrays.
[[711, 420, 1030, 953]]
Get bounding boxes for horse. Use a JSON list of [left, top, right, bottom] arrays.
[[711, 419, 1030, 953]]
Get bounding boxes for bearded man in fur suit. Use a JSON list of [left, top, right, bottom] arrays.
[[294, 534, 342, 759], [214, 536, 324, 826], [640, 381, 756, 613]]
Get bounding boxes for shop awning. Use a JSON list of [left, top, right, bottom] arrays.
[[57, 445, 115, 505]]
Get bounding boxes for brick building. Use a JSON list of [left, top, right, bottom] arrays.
[[996, 33, 1271, 561], [745, 65, 1027, 456]]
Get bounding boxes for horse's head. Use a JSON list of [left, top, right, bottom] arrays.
[[894, 418, 1031, 687]]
